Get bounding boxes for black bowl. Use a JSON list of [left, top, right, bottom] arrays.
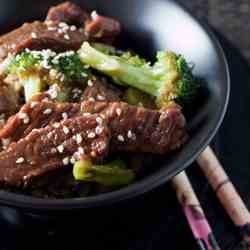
[[0, 0, 229, 213]]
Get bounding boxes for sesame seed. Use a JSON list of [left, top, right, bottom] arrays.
[[88, 97, 95, 102], [1, 138, 10, 147], [57, 144, 64, 153], [59, 22, 68, 28], [47, 132, 53, 139], [100, 114, 106, 119], [72, 152, 80, 160], [62, 157, 69, 165], [117, 134, 125, 142], [78, 147, 84, 154], [48, 86, 58, 99], [53, 122, 60, 128], [43, 108, 52, 115], [16, 157, 24, 164], [31, 32, 37, 38], [46, 20, 53, 26], [70, 25, 77, 31], [60, 74, 65, 82], [116, 108, 122, 116], [76, 133, 82, 144], [96, 117, 103, 124], [70, 157, 76, 164], [127, 130, 133, 138], [83, 112, 91, 116], [62, 112, 68, 120], [19, 112, 30, 124], [88, 132, 96, 139], [62, 26, 69, 32], [98, 141, 107, 151], [63, 126, 70, 135], [19, 113, 26, 119], [91, 10, 98, 20], [58, 29, 63, 34], [87, 79, 93, 86], [49, 69, 58, 78], [95, 126, 104, 135], [48, 26, 56, 31], [42, 97, 50, 102], [30, 101, 38, 108], [91, 151, 97, 157], [51, 148, 57, 154], [64, 34, 70, 40], [97, 95, 105, 101], [79, 28, 84, 33]]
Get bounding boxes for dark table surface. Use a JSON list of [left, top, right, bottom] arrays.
[[1, 1, 250, 250]]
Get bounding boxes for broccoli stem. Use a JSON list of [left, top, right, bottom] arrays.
[[73, 158, 135, 186], [78, 42, 198, 108], [21, 74, 44, 102], [79, 42, 159, 96]]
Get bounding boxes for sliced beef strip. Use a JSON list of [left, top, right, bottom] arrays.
[[0, 21, 87, 62], [46, 2, 121, 43], [0, 77, 121, 143], [0, 114, 110, 187], [85, 13, 121, 44], [46, 1, 89, 27], [0, 100, 187, 187], [0, 99, 187, 153], [80, 101, 188, 154], [0, 100, 80, 143], [81, 78, 122, 102], [0, 2, 121, 62]]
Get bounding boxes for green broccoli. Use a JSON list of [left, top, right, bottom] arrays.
[[73, 158, 135, 187], [123, 87, 155, 108], [6, 50, 91, 102], [78, 42, 199, 107]]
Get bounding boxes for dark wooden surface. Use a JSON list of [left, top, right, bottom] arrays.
[[178, 0, 250, 61]]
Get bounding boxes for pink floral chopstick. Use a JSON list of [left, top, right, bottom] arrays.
[[172, 171, 221, 250]]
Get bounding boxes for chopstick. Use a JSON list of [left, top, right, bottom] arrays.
[[172, 171, 221, 250], [197, 146, 250, 248]]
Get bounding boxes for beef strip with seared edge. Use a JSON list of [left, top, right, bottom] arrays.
[[0, 102, 186, 187], [81, 101, 188, 154], [0, 21, 87, 62], [0, 101, 80, 144], [0, 77, 122, 144], [46, 1, 89, 26], [47, 2, 121, 43], [0, 114, 110, 187], [0, 2, 121, 62], [0, 99, 187, 154]]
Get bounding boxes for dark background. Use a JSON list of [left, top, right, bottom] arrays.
[[1, 1, 250, 250], [178, 0, 250, 62]]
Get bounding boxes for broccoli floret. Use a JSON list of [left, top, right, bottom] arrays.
[[78, 42, 199, 108], [6, 50, 91, 102], [73, 158, 135, 187]]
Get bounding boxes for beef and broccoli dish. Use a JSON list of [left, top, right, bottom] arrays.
[[0, 2, 199, 198]]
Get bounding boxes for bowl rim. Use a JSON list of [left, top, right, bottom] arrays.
[[0, 1, 230, 212]]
